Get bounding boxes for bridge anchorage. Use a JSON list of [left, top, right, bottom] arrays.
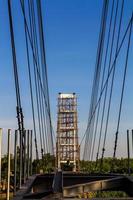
[[1, 0, 133, 199]]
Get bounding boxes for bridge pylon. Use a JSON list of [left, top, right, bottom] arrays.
[[56, 93, 80, 171]]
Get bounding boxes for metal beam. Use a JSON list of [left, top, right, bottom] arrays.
[[63, 176, 126, 197]]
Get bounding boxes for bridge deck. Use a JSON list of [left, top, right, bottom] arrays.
[[13, 175, 37, 200], [12, 173, 133, 199]]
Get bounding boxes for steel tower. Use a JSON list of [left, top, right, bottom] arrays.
[[56, 93, 80, 171]]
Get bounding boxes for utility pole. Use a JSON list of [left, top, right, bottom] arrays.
[[7, 129, 11, 200], [24, 130, 26, 183], [27, 130, 30, 179], [19, 129, 22, 188], [127, 130, 130, 175], [30, 130, 33, 176], [14, 130, 18, 195], [0, 128, 2, 188], [132, 130, 133, 155]]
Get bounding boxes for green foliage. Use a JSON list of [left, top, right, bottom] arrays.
[[32, 153, 55, 174], [1, 152, 55, 177], [78, 190, 128, 198], [80, 157, 133, 174], [1, 152, 55, 184], [1, 154, 133, 179], [1, 149, 21, 188], [1, 154, 14, 180], [95, 191, 128, 197]]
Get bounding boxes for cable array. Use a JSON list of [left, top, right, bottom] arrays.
[[20, 0, 54, 157], [8, 0, 54, 165], [81, 0, 133, 173], [83, 0, 109, 161]]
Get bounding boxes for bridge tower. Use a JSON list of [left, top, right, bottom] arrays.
[[56, 93, 80, 171]]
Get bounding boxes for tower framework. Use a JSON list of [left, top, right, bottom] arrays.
[[56, 93, 80, 171]]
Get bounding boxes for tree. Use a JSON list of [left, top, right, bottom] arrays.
[[32, 153, 55, 174], [80, 157, 133, 174]]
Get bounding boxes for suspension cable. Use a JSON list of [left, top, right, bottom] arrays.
[[29, 0, 49, 154], [80, 16, 132, 149], [7, 0, 25, 186], [29, 0, 47, 155], [90, 0, 115, 164], [23, 0, 39, 160], [28, 0, 44, 158], [20, 0, 54, 155], [100, 0, 124, 171], [96, 0, 119, 166], [36, 0, 54, 155], [83, 0, 109, 160], [111, 14, 133, 171], [20, 0, 52, 117]]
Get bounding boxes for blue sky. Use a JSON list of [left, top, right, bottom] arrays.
[[0, 0, 133, 158]]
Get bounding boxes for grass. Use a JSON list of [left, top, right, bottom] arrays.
[[0, 192, 13, 200], [78, 191, 128, 198]]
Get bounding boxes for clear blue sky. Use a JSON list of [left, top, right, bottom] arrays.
[[0, 0, 133, 158]]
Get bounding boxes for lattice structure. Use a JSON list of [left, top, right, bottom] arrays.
[[56, 93, 80, 171]]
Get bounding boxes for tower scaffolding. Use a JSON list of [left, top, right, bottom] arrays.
[[56, 93, 80, 171]]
